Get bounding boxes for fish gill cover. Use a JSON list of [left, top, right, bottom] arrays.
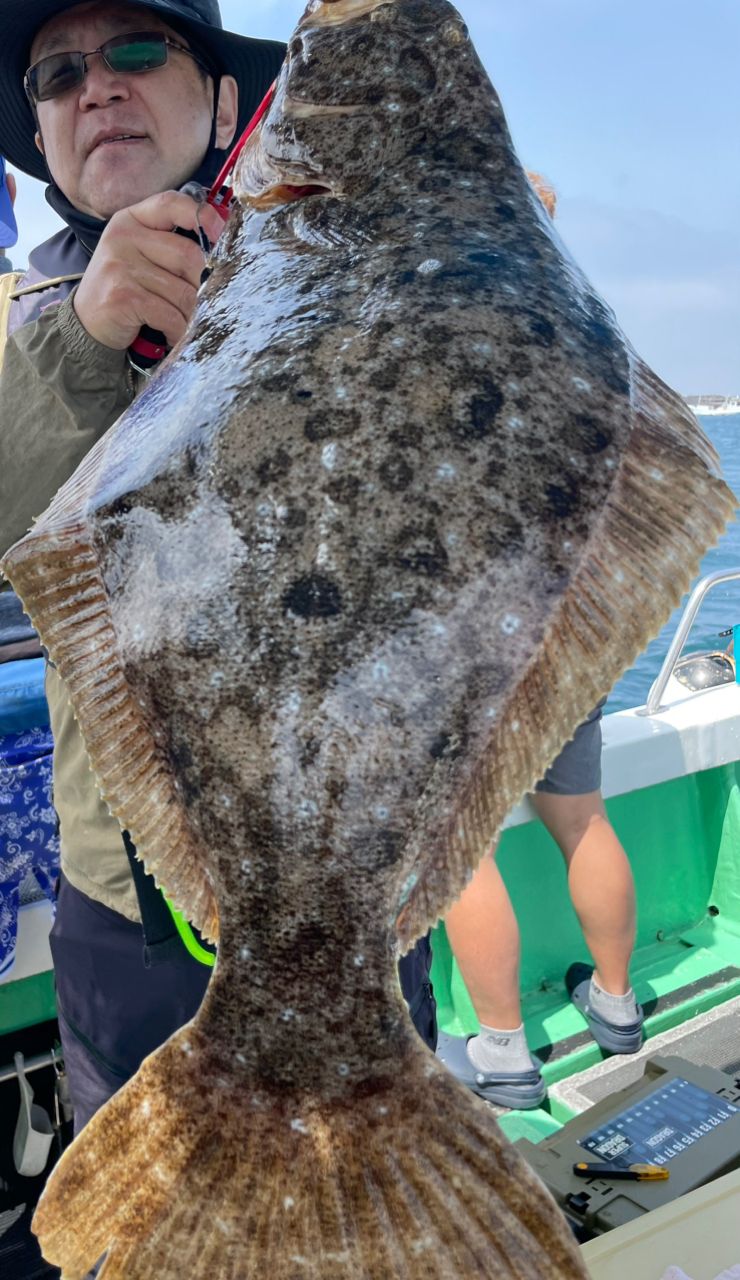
[[2, 0, 735, 1276]]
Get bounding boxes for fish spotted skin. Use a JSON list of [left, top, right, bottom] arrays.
[[2, 1, 733, 1276]]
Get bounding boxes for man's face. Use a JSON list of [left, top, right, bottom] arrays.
[[31, 1, 230, 218]]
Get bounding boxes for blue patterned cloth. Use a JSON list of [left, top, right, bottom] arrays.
[[0, 725, 59, 976]]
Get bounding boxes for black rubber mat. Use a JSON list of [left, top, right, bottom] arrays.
[[0, 1200, 59, 1279], [557, 994, 740, 1111]]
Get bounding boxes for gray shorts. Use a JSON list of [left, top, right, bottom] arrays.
[[534, 700, 605, 796]]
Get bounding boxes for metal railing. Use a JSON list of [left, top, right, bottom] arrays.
[[641, 567, 740, 715], [0, 1046, 62, 1085]]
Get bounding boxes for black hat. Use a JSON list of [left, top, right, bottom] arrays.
[[0, 0, 286, 182]]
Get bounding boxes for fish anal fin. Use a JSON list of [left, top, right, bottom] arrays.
[[396, 370, 736, 949], [35, 1023, 586, 1280], [2, 521, 218, 943]]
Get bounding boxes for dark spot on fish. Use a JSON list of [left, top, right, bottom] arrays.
[[283, 506, 307, 530], [571, 414, 612, 454], [259, 370, 292, 394], [299, 736, 320, 769], [192, 317, 236, 361], [371, 320, 394, 341], [379, 455, 414, 492], [389, 423, 423, 449], [584, 317, 616, 351], [429, 732, 463, 761], [170, 737, 192, 769], [547, 479, 580, 518], [183, 445, 199, 478], [430, 128, 490, 168], [471, 661, 510, 698], [283, 573, 343, 619], [106, 494, 135, 516], [423, 323, 452, 348], [357, 828, 405, 871], [496, 203, 517, 222], [484, 515, 525, 556], [369, 361, 400, 391], [293, 921, 330, 956], [168, 738, 200, 803], [256, 447, 292, 485], [530, 316, 556, 347], [233, 684, 261, 724], [395, 522, 448, 576], [601, 365, 630, 397], [304, 409, 361, 441], [452, 379, 503, 440], [326, 475, 361, 505], [294, 388, 313, 400], [398, 47, 436, 94], [467, 249, 500, 269], [508, 350, 532, 379]]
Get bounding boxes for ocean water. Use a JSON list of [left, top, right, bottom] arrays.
[[607, 413, 740, 712]]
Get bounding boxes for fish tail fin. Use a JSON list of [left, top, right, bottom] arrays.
[[34, 1025, 586, 1279]]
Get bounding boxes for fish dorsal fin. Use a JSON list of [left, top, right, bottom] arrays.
[[395, 360, 735, 950], [1, 428, 220, 943]]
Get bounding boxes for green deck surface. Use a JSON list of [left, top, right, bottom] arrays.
[[0, 970, 56, 1036], [431, 761, 740, 1141]]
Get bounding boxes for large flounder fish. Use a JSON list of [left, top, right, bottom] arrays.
[[3, 0, 735, 1276]]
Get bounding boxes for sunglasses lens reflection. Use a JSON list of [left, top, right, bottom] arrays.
[[30, 34, 169, 102]]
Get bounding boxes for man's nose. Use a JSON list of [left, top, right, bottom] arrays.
[[77, 50, 130, 108]]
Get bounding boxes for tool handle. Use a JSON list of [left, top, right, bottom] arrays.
[[573, 1161, 669, 1181], [128, 205, 230, 371]]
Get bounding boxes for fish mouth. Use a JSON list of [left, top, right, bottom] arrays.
[[236, 136, 336, 209], [251, 181, 334, 209], [300, 0, 392, 26]]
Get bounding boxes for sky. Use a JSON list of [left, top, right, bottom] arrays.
[[9, 0, 740, 393]]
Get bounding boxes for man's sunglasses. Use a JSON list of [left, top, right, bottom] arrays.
[[25, 31, 210, 105]]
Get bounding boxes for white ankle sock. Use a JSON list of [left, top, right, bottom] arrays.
[[466, 1022, 534, 1074], [588, 977, 639, 1025]]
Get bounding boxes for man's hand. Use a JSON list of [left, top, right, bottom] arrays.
[[73, 190, 227, 351]]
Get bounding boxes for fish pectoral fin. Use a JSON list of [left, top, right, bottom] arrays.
[[35, 1027, 586, 1280]]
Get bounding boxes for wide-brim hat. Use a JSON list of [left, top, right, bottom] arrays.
[[0, 0, 287, 182]]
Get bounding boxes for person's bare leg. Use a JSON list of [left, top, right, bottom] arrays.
[[532, 790, 636, 994], [444, 847, 522, 1028], [443, 851, 537, 1075]]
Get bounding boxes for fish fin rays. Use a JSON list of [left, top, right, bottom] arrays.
[[35, 1025, 586, 1280], [396, 367, 736, 949], [1, 515, 219, 944]]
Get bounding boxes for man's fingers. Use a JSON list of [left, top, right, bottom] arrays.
[[74, 191, 225, 350], [132, 264, 198, 328], [135, 296, 190, 348], [126, 190, 227, 246], [135, 229, 208, 291]]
